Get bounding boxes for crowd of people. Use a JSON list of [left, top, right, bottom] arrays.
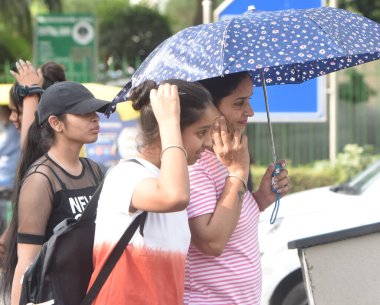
[[0, 59, 290, 305]]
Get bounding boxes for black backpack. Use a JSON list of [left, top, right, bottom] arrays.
[[19, 160, 147, 305]]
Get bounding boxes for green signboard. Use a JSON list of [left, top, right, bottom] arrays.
[[34, 14, 97, 82]]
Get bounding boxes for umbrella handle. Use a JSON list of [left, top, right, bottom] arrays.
[[270, 162, 282, 224], [271, 162, 282, 192]]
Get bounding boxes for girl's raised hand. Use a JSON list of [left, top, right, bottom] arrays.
[[149, 83, 180, 128], [10, 59, 44, 87], [212, 116, 250, 181]]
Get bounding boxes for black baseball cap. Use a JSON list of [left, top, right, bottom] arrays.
[[37, 81, 110, 124]]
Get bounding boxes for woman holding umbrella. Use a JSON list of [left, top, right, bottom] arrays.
[[185, 72, 290, 305]]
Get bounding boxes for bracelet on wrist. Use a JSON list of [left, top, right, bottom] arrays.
[[226, 173, 248, 193], [15, 84, 44, 101], [160, 145, 188, 160]]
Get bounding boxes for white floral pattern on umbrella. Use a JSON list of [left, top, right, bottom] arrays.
[[106, 6, 380, 114]]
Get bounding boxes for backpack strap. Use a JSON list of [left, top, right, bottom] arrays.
[[80, 211, 147, 305], [79, 179, 104, 222]]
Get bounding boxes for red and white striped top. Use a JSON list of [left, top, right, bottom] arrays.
[[184, 150, 262, 305]]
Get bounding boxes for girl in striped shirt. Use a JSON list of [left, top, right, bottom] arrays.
[[185, 72, 290, 305]]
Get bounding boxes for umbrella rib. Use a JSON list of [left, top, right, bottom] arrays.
[[220, 17, 235, 75]]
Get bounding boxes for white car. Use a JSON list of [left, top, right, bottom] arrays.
[[259, 159, 380, 305]]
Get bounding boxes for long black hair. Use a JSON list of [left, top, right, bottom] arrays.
[[9, 83, 23, 119], [1, 117, 55, 298], [129, 79, 213, 151], [1, 62, 66, 300]]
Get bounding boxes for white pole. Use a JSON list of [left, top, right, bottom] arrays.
[[328, 0, 338, 165], [328, 71, 337, 166], [202, 0, 213, 24]]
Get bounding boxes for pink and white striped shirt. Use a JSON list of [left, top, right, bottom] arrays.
[[184, 150, 262, 305]]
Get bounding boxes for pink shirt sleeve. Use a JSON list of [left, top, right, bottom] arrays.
[[187, 156, 219, 219]]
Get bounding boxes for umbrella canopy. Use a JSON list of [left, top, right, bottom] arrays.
[[108, 6, 380, 109], [105, 6, 380, 224]]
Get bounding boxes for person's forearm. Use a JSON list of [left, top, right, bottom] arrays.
[[158, 121, 189, 210], [20, 95, 39, 148], [192, 179, 245, 256], [252, 190, 271, 212]]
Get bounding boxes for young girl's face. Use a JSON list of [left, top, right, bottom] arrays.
[[60, 112, 101, 144], [217, 75, 254, 131], [8, 99, 22, 131], [182, 104, 220, 165]]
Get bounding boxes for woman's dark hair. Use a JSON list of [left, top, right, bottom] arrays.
[[129, 79, 213, 149], [41, 62, 67, 89], [198, 72, 251, 107], [1, 118, 55, 298], [9, 83, 23, 116], [1, 62, 66, 299]]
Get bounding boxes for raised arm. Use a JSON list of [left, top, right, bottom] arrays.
[[131, 83, 189, 213], [189, 116, 250, 256], [10, 60, 43, 147]]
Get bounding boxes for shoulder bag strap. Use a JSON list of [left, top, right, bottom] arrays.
[[81, 211, 147, 305], [79, 179, 104, 222]]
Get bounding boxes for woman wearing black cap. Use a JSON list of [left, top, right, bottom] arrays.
[[1, 81, 110, 305]]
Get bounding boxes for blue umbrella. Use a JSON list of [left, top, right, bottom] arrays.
[[105, 6, 380, 222], [108, 4, 380, 163], [107, 6, 380, 110]]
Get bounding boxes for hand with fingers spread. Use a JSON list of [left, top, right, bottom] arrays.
[[212, 116, 250, 182], [253, 160, 291, 211], [10, 59, 43, 87]]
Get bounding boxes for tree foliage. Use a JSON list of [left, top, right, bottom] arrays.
[[339, 0, 380, 23], [0, 24, 32, 82], [165, 0, 225, 33], [0, 0, 33, 38], [164, 0, 197, 33], [44, 0, 63, 11], [98, 4, 172, 69]]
